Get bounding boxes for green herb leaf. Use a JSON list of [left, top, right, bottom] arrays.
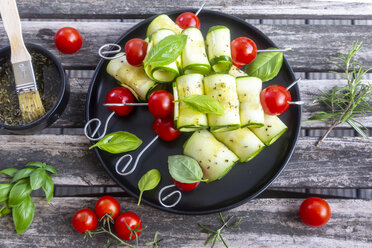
[[29, 168, 46, 190], [245, 48, 283, 82], [137, 169, 161, 206], [44, 165, 57, 175], [0, 207, 11, 217], [144, 34, 187, 67], [8, 179, 32, 207], [0, 183, 13, 203], [0, 168, 19, 177], [168, 155, 204, 183], [42, 174, 54, 202], [26, 162, 45, 168], [13, 195, 34, 234], [89, 131, 142, 154], [11, 168, 36, 183], [178, 95, 225, 115]]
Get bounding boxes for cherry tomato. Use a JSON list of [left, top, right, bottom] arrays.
[[175, 12, 201, 29], [72, 208, 98, 233], [114, 212, 142, 241], [105, 87, 135, 116], [231, 37, 257, 66], [152, 116, 180, 141], [95, 196, 121, 220], [172, 178, 200, 191], [299, 197, 331, 227], [260, 85, 291, 115], [125, 39, 148, 66], [54, 27, 83, 54], [148, 90, 174, 118]]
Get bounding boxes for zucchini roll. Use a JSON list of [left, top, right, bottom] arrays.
[[146, 14, 182, 37], [183, 130, 239, 182], [250, 114, 288, 146], [173, 74, 208, 132], [144, 29, 181, 83], [106, 54, 160, 101], [206, 26, 232, 73], [181, 28, 210, 75], [213, 127, 265, 162], [229, 65, 247, 78], [203, 74, 240, 132], [236, 77, 264, 128]]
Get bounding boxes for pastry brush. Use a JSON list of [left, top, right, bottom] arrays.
[[0, 0, 45, 123]]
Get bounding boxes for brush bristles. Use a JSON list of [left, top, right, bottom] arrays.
[[18, 91, 46, 123]]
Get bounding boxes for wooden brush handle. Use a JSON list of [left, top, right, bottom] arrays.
[[0, 0, 31, 63]]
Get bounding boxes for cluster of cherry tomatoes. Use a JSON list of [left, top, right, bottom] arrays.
[[72, 196, 142, 241]]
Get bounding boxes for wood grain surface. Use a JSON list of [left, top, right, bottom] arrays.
[[0, 197, 371, 247]]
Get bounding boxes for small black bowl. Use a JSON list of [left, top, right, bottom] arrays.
[[0, 43, 69, 134]]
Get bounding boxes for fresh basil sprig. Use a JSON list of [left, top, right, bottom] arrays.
[[144, 34, 187, 67], [177, 95, 224, 115], [245, 48, 283, 82], [0, 162, 57, 234], [137, 169, 161, 206], [89, 131, 142, 154], [168, 155, 205, 184]]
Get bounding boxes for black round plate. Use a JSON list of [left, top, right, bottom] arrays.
[[86, 9, 301, 215]]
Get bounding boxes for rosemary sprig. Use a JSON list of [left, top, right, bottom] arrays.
[[198, 212, 242, 248], [308, 41, 372, 146]]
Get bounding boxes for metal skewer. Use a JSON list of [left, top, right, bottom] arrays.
[[158, 184, 182, 208], [287, 77, 304, 105], [84, 112, 116, 141], [104, 103, 148, 107], [195, 2, 206, 16]]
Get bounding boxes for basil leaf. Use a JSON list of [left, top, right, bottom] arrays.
[[42, 174, 54, 202], [26, 162, 45, 168], [0, 183, 12, 203], [179, 95, 224, 115], [137, 169, 161, 206], [144, 34, 187, 67], [29, 168, 46, 190], [8, 179, 32, 207], [44, 165, 57, 175], [0, 168, 19, 177], [0, 207, 11, 217], [245, 48, 283, 82], [168, 155, 203, 183], [11, 168, 36, 183], [13, 195, 35, 234], [89, 131, 142, 154]]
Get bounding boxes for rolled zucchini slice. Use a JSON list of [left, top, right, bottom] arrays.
[[144, 29, 180, 83], [173, 74, 208, 132], [213, 127, 264, 162], [250, 114, 288, 146], [181, 28, 210, 75], [236, 77, 264, 128], [146, 14, 182, 37], [229, 65, 247, 78], [203, 74, 240, 132], [183, 130, 239, 182], [106, 54, 159, 101], [206, 26, 232, 73]]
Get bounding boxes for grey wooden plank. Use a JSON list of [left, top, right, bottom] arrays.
[[14, 0, 372, 19], [0, 135, 370, 188], [0, 197, 371, 248], [0, 21, 371, 71]]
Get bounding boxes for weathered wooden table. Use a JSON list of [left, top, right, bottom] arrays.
[[1, 1, 371, 247]]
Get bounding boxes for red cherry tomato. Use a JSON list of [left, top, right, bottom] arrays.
[[299, 197, 331, 227], [172, 178, 200, 191], [125, 38, 148, 67], [152, 116, 180, 141], [72, 208, 98, 233], [114, 212, 142, 241], [54, 27, 83, 54], [148, 90, 174, 118], [231, 37, 257, 66], [95, 196, 121, 220], [176, 12, 201, 29], [105, 87, 135, 116], [260, 85, 291, 115]]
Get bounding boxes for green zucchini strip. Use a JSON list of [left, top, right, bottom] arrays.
[[181, 28, 211, 75], [228, 65, 248, 78], [250, 114, 288, 146], [183, 130, 239, 182], [146, 14, 182, 37], [203, 74, 240, 133], [206, 26, 232, 73], [236, 76, 265, 128], [174, 74, 208, 132]]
